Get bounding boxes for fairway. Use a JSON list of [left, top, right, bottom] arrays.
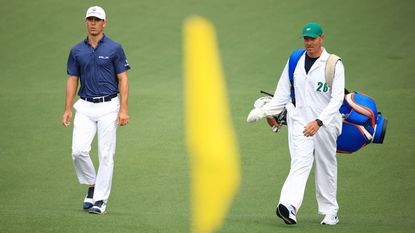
[[1, 0, 415, 232]]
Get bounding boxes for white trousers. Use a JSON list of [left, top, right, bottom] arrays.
[[72, 97, 119, 203], [279, 107, 339, 215]]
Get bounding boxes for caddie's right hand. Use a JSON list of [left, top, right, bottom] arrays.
[[266, 117, 281, 133], [61, 110, 72, 128], [247, 108, 266, 123]]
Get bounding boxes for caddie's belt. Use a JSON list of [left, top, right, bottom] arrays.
[[81, 94, 118, 103]]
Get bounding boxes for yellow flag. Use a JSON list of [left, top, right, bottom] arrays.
[[184, 17, 241, 233]]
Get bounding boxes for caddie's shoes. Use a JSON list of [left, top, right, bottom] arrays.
[[83, 186, 95, 210], [276, 203, 297, 224], [89, 200, 106, 214], [321, 214, 339, 225]]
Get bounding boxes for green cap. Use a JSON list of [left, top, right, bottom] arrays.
[[302, 22, 323, 38]]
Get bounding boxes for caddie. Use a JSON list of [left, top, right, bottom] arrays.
[[248, 22, 345, 225]]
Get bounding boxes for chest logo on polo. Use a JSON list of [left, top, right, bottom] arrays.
[[98, 56, 110, 59], [316, 82, 329, 92]]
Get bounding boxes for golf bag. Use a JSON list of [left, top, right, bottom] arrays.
[[336, 92, 387, 153]]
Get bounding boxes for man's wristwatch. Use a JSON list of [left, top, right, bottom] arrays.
[[316, 119, 323, 127]]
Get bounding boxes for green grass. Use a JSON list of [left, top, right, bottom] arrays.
[[1, 0, 415, 232]]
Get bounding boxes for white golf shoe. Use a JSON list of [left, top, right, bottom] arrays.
[[321, 214, 339, 225], [89, 200, 106, 214], [83, 197, 94, 210], [276, 203, 297, 224]]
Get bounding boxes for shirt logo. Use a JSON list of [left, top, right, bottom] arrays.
[[98, 56, 110, 59]]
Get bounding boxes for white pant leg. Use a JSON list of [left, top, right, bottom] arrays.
[[314, 126, 339, 215], [279, 116, 315, 211], [72, 111, 97, 185], [93, 102, 119, 203]]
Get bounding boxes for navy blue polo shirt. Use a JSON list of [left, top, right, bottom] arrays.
[[67, 35, 131, 98]]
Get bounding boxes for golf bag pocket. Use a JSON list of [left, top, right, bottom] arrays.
[[337, 121, 371, 153], [342, 92, 377, 134]]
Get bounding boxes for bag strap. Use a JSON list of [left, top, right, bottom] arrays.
[[325, 54, 341, 88], [288, 49, 305, 106]]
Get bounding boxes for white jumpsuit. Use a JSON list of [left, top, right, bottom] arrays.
[[264, 48, 345, 215]]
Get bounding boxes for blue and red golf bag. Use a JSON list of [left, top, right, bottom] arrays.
[[336, 91, 387, 153]]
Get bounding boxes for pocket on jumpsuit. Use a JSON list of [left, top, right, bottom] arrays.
[[285, 103, 304, 138]]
